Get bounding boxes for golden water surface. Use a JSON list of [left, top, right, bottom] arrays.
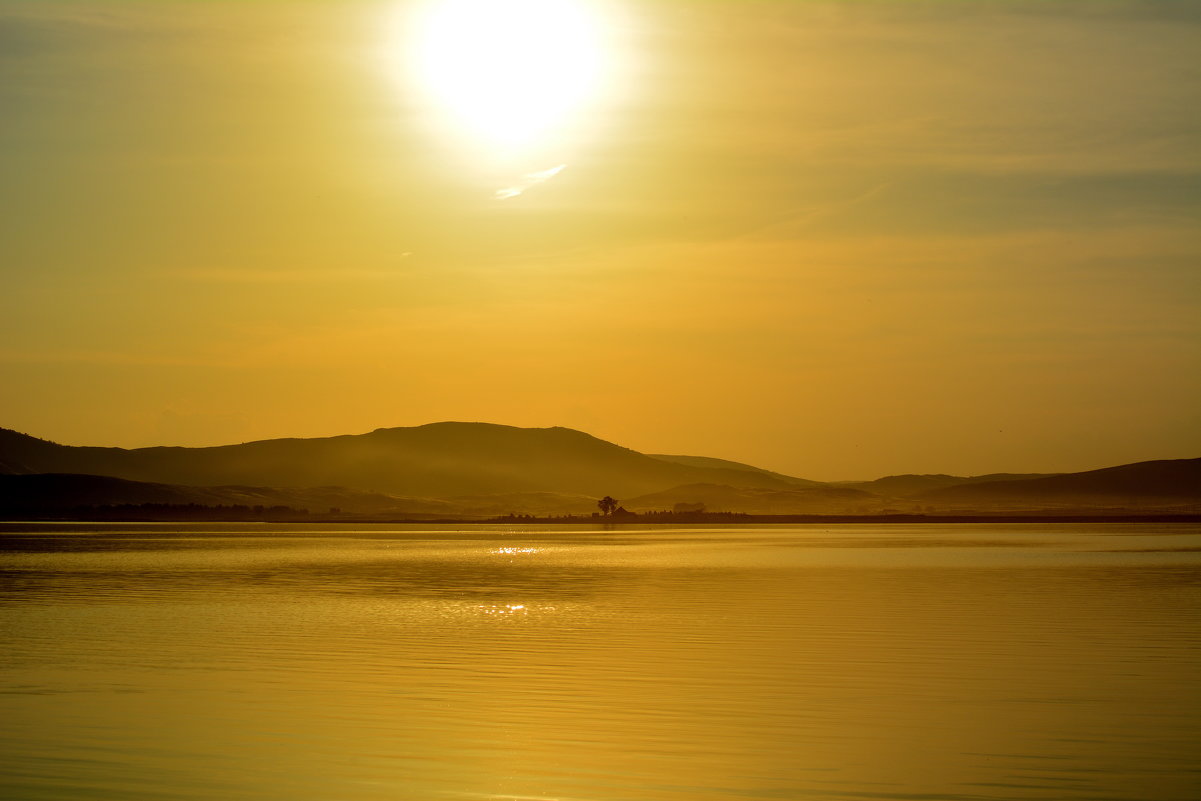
[[2, 523, 1199, 800]]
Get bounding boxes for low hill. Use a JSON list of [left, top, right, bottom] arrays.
[[624, 483, 883, 515], [838, 472, 1057, 497], [0, 473, 620, 519], [918, 458, 1201, 509], [649, 454, 820, 486], [444, 491, 599, 517], [0, 473, 221, 510], [4, 426, 1194, 516], [0, 473, 445, 517], [0, 423, 808, 499]]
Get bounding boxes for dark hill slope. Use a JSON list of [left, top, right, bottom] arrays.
[[919, 458, 1201, 508], [0, 423, 805, 498], [0, 473, 631, 519], [0, 473, 218, 509], [649, 454, 819, 486], [839, 472, 1057, 497], [0, 473, 443, 515], [624, 483, 881, 515]]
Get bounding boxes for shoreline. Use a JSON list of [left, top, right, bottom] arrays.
[[4, 513, 1200, 525]]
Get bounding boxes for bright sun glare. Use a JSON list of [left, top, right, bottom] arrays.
[[408, 0, 611, 155]]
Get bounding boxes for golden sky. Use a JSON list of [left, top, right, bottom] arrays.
[[2, 0, 1199, 479]]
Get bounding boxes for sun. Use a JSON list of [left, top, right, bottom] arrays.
[[406, 0, 612, 156]]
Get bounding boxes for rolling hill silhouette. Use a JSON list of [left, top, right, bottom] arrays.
[[2, 425, 1196, 517], [0, 423, 812, 499], [917, 458, 1201, 509], [624, 483, 879, 515], [0, 473, 587, 519], [0, 473, 226, 510], [836, 472, 1057, 497], [648, 454, 820, 486]]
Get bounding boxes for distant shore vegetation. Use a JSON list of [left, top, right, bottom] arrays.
[[3, 505, 1198, 525]]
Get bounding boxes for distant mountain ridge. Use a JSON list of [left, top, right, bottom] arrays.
[[1, 425, 1197, 516], [648, 454, 821, 487], [624, 483, 877, 515], [0, 473, 601, 519], [0, 423, 812, 499], [836, 472, 1059, 497], [916, 458, 1201, 508]]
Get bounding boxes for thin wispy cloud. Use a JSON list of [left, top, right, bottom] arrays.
[[167, 267, 406, 284], [496, 164, 567, 200]]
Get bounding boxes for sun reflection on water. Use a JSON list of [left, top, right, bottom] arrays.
[[477, 603, 557, 616], [480, 605, 528, 619]]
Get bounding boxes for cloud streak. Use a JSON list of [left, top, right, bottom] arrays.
[[496, 164, 566, 200]]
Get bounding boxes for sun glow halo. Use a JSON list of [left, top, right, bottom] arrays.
[[409, 0, 611, 154]]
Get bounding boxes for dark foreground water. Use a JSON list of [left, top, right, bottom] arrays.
[[1, 523, 1199, 801]]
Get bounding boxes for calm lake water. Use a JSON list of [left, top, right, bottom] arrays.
[[1, 523, 1199, 801]]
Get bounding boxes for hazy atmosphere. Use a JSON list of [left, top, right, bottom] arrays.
[[4, 5, 1201, 801], [3, 0, 1199, 478]]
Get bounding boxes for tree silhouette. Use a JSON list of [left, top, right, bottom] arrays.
[[597, 496, 617, 516]]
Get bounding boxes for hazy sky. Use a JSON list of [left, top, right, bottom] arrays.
[[2, 0, 1199, 479]]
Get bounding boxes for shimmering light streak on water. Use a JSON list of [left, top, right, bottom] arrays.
[[1, 523, 1199, 800]]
